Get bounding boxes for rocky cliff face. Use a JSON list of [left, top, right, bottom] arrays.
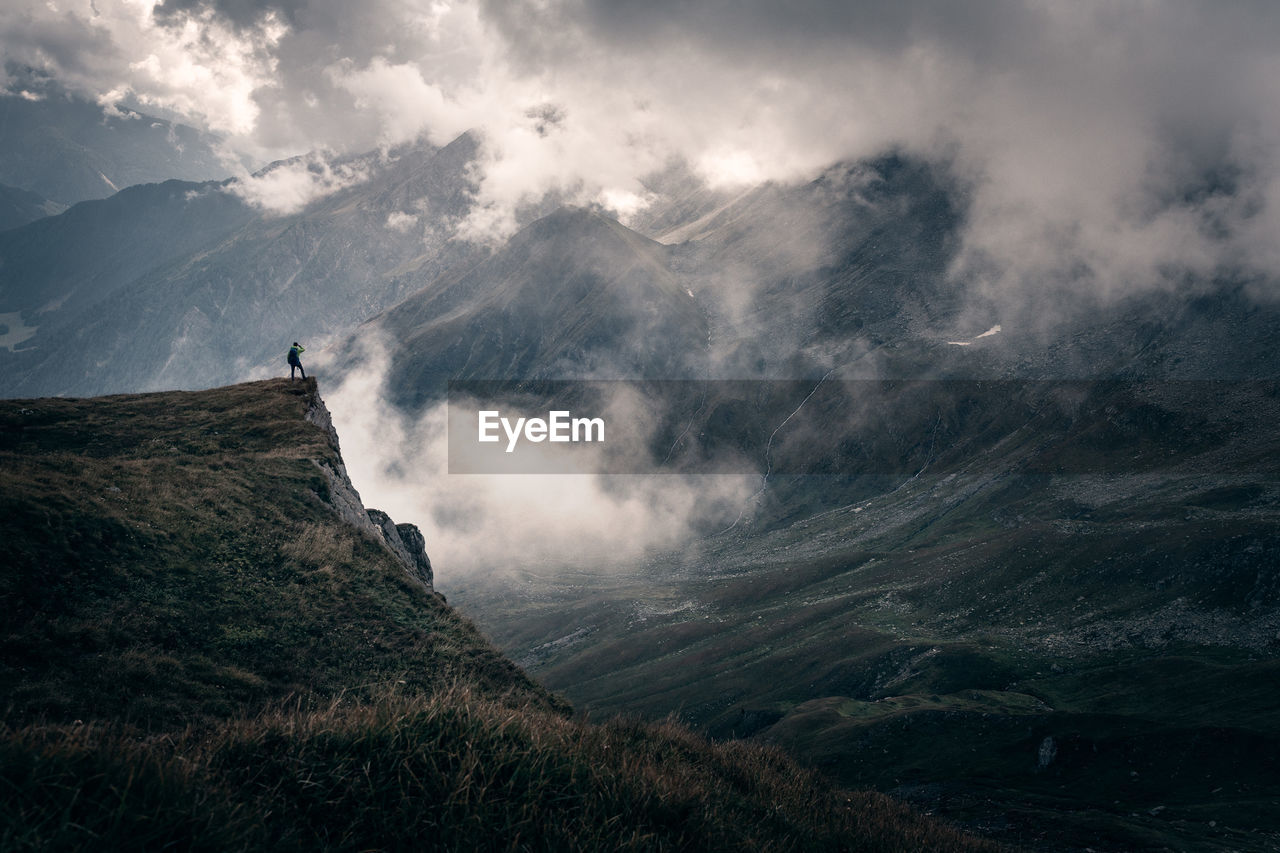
[[367, 509, 434, 589], [304, 382, 434, 592]]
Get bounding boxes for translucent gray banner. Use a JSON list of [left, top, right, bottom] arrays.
[[446, 379, 1278, 475]]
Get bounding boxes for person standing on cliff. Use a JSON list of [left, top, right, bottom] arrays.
[[288, 342, 306, 380]]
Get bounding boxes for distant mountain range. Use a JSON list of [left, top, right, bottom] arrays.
[[4, 129, 1276, 400], [0, 133, 484, 396]]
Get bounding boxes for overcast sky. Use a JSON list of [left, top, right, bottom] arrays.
[[4, 0, 1280, 297]]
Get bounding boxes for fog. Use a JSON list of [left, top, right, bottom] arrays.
[[317, 336, 756, 580]]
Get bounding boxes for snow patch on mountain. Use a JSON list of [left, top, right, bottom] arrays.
[[948, 324, 1002, 346]]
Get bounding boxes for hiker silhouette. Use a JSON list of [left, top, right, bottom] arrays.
[[288, 342, 306, 380]]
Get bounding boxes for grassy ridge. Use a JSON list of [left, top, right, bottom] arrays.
[[0, 379, 996, 851], [0, 379, 554, 727]]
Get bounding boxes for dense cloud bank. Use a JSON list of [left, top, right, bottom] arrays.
[[4, 1, 1279, 300]]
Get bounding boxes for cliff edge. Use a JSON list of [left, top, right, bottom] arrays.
[[0, 377, 541, 725]]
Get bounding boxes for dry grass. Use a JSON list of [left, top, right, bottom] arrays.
[[281, 522, 356, 573], [2, 689, 1003, 852]]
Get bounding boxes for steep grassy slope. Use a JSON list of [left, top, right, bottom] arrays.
[[0, 378, 545, 726], [0, 379, 996, 851]]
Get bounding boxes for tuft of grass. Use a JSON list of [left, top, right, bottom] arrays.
[[0, 721, 254, 852]]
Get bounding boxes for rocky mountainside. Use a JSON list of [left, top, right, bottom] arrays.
[[0, 378, 995, 852], [0, 133, 485, 398], [345, 155, 968, 410], [363, 206, 708, 410], [0, 90, 229, 205], [354, 154, 1280, 427]]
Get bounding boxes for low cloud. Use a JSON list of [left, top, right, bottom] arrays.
[[325, 56, 473, 151], [224, 150, 370, 214], [385, 210, 419, 233], [479, 0, 1280, 301], [316, 336, 756, 582], [5, 1, 1280, 302]]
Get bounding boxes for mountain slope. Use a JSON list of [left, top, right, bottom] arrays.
[[670, 155, 964, 373], [0, 378, 997, 852], [0, 133, 485, 398], [0, 180, 257, 318], [0, 91, 229, 205], [0, 183, 65, 231], [0, 377, 545, 725], [367, 205, 708, 410], [355, 155, 964, 415]]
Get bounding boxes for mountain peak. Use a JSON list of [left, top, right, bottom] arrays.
[[517, 204, 639, 240]]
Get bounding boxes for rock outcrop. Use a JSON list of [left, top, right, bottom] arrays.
[[368, 509, 434, 589], [305, 382, 434, 591]]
